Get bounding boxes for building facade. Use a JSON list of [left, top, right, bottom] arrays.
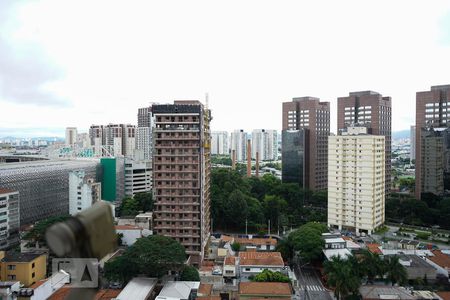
[[211, 131, 229, 155], [136, 127, 152, 161], [415, 85, 450, 199], [125, 159, 152, 197], [419, 127, 450, 196], [282, 97, 330, 190], [89, 125, 105, 156], [0, 252, 46, 287], [0, 189, 19, 250], [410, 125, 416, 161], [65, 127, 77, 146], [281, 130, 307, 184], [0, 159, 98, 225], [337, 91, 392, 195], [230, 130, 247, 162], [251, 129, 278, 161], [69, 170, 101, 215], [328, 127, 385, 235], [152, 101, 211, 263]]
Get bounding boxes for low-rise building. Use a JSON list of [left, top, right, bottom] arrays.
[[396, 255, 437, 282], [359, 285, 415, 300], [0, 281, 20, 300], [116, 277, 157, 300], [323, 237, 346, 249], [238, 282, 292, 299], [197, 283, 213, 298], [388, 239, 420, 250], [48, 287, 122, 300], [115, 225, 143, 246], [156, 281, 200, 300], [0, 252, 46, 287], [223, 256, 237, 285], [17, 270, 70, 300], [234, 237, 277, 251], [238, 252, 285, 280]]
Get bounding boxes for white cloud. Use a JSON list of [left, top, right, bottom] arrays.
[[1, 0, 450, 136]]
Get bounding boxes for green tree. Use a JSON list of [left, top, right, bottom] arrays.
[[104, 255, 139, 283], [134, 192, 153, 212], [324, 255, 361, 300], [289, 222, 327, 262], [384, 255, 407, 286], [120, 197, 140, 217], [263, 195, 287, 228], [24, 215, 70, 247], [231, 242, 241, 252], [125, 235, 186, 278], [360, 250, 385, 283], [252, 269, 290, 283], [223, 190, 249, 228], [180, 265, 200, 281], [117, 233, 124, 246]]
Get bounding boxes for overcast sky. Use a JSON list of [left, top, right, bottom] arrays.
[[1, 0, 450, 137]]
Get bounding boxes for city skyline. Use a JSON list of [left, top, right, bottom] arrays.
[[1, 1, 450, 137]]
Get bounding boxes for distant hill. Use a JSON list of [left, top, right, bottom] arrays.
[[393, 130, 410, 140]]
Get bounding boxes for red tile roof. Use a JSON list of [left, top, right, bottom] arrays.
[[366, 243, 382, 255], [239, 282, 292, 295], [224, 256, 236, 265], [239, 252, 284, 266], [29, 279, 47, 289], [0, 188, 15, 194], [430, 250, 450, 269], [220, 235, 234, 243], [438, 291, 450, 300], [198, 283, 213, 296], [48, 287, 121, 300]]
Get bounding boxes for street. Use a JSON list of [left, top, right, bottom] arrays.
[[294, 264, 333, 300]]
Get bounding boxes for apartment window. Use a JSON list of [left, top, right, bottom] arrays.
[[32, 272, 35, 278], [8, 275, 16, 280], [32, 262, 35, 268], [7, 265, 16, 270]]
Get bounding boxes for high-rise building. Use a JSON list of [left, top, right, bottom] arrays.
[[337, 91, 392, 194], [282, 97, 330, 190], [0, 159, 98, 225], [211, 131, 229, 155], [89, 125, 105, 156], [136, 127, 152, 160], [65, 127, 77, 146], [76, 133, 91, 148], [100, 157, 125, 202], [415, 85, 450, 199], [328, 127, 385, 235], [122, 124, 136, 157], [152, 100, 211, 264], [0, 189, 19, 250], [266, 130, 278, 161], [251, 129, 278, 161], [138, 107, 153, 128], [419, 127, 450, 197], [69, 170, 101, 215], [230, 130, 248, 162], [125, 159, 152, 197], [410, 125, 416, 161], [91, 124, 136, 157]]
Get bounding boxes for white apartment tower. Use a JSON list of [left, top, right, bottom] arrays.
[[327, 127, 385, 235], [122, 124, 136, 157], [0, 189, 19, 249], [251, 129, 278, 161], [136, 127, 152, 160], [69, 170, 101, 215], [230, 130, 247, 161], [65, 127, 78, 146], [211, 131, 229, 155]]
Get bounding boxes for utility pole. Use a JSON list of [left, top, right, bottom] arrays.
[[268, 220, 271, 236], [245, 219, 248, 235]]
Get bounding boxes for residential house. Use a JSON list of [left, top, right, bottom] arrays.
[[238, 252, 285, 280], [238, 282, 292, 299], [388, 239, 420, 250], [425, 250, 450, 278], [17, 271, 69, 300], [197, 283, 213, 298], [0, 252, 46, 287], [48, 287, 122, 300]]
